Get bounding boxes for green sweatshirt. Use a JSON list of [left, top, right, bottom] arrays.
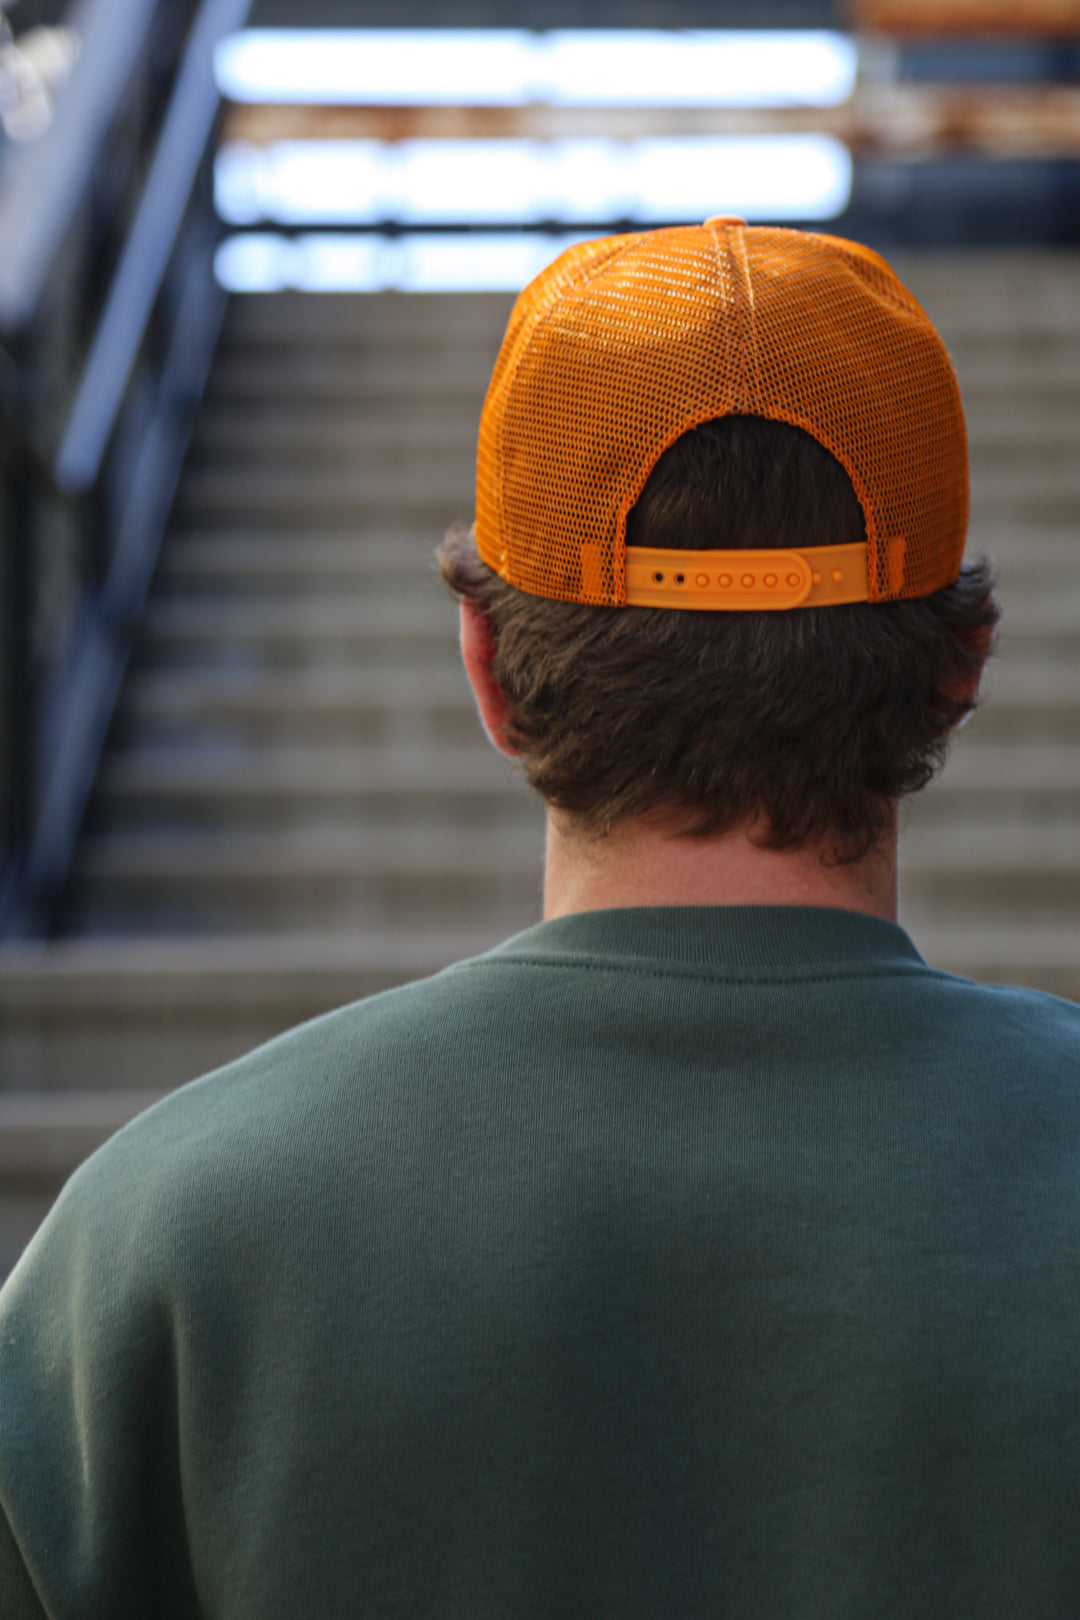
[[2, 906, 1080, 1618]]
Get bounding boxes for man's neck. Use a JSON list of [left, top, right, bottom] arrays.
[[542, 811, 899, 923]]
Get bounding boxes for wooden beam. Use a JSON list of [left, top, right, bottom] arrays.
[[850, 0, 1080, 33], [222, 86, 1080, 159]]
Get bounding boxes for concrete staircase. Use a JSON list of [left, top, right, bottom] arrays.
[[895, 254, 1080, 996], [2, 256, 1079, 1278]]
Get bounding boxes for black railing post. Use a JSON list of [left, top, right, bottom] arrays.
[[1, 415, 34, 922]]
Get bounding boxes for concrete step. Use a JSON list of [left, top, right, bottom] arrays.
[[977, 530, 1080, 574], [940, 311, 1080, 343], [969, 474, 1080, 525], [967, 532, 1080, 603], [164, 523, 454, 552], [190, 403, 480, 458], [986, 597, 1080, 660], [922, 303, 1080, 338], [205, 347, 496, 404], [912, 742, 1080, 823], [136, 593, 458, 662], [218, 289, 512, 347], [966, 669, 1080, 744], [92, 737, 525, 790], [0, 1088, 168, 1174], [66, 826, 544, 932], [173, 464, 473, 525], [897, 249, 1080, 297], [154, 533, 446, 593], [211, 312, 502, 354], [90, 743, 536, 833], [112, 668, 481, 748], [958, 523, 1077, 552], [947, 331, 1080, 366], [964, 411, 1080, 449], [901, 822, 1080, 920], [172, 501, 465, 541], [182, 451, 476, 500], [968, 446, 1080, 483], [128, 644, 464, 682], [72, 825, 542, 878]]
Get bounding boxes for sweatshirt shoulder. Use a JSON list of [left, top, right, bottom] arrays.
[[932, 970, 1080, 1041], [899, 965, 1080, 1092], [7, 964, 485, 1274], [67, 954, 516, 1151]]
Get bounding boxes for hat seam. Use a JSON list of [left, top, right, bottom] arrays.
[[496, 234, 645, 596]]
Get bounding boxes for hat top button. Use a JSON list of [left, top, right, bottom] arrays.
[[704, 215, 747, 228]]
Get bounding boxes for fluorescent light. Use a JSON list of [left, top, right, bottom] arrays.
[[215, 137, 852, 227], [213, 231, 596, 293], [214, 29, 857, 109], [542, 32, 856, 108]]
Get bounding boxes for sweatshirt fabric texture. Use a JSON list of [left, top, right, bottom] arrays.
[[1, 904, 1079, 1618]]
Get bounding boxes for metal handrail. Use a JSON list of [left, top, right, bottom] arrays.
[[0, 0, 251, 938], [55, 0, 249, 494], [0, 0, 159, 335]]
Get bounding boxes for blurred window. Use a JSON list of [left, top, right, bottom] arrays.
[[214, 29, 857, 110], [215, 136, 852, 229]]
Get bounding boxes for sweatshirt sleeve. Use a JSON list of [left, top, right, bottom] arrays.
[[0, 1130, 202, 1620], [0, 1501, 47, 1619]]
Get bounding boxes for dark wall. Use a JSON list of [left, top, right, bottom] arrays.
[[248, 1, 842, 24]]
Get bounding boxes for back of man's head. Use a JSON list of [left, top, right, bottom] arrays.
[[441, 220, 998, 864]]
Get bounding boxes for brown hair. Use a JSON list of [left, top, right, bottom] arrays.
[[439, 417, 998, 862]]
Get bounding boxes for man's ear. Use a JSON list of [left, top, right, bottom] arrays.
[[942, 620, 996, 719], [459, 598, 518, 757]]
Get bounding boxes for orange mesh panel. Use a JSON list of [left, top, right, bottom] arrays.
[[475, 223, 969, 607]]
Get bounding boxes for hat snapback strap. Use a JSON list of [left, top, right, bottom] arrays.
[[624, 542, 869, 610]]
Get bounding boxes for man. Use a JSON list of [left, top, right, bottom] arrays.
[[2, 219, 1079, 1617]]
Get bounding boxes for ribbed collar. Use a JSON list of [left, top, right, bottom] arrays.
[[486, 906, 927, 979]]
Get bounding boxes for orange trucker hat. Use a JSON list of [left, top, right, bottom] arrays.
[[475, 217, 969, 610]]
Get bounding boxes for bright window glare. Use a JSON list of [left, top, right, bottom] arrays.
[[214, 232, 597, 293], [215, 138, 853, 227], [214, 29, 857, 109]]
